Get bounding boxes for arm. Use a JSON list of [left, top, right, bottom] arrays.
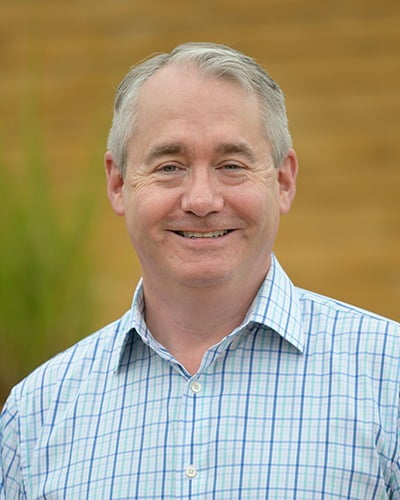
[[0, 392, 26, 499]]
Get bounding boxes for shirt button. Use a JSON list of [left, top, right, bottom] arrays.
[[190, 381, 202, 393], [185, 465, 197, 479]]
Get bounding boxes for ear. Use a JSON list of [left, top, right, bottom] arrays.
[[105, 151, 125, 216], [278, 149, 298, 214]]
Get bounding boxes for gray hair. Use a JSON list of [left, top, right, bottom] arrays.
[[107, 42, 292, 175]]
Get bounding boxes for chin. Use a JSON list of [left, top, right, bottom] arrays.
[[175, 267, 233, 289]]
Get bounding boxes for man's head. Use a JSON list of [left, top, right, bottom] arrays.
[[105, 44, 298, 293], [107, 42, 292, 177]]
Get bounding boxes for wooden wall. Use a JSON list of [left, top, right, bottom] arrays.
[[1, 0, 399, 328]]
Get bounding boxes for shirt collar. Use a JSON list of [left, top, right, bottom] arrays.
[[244, 255, 305, 353], [112, 254, 304, 372]]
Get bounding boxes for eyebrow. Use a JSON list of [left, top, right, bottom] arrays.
[[145, 143, 188, 165], [144, 141, 256, 165], [214, 142, 256, 163]]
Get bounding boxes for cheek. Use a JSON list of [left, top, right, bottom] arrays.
[[230, 184, 279, 220], [239, 194, 281, 246], [123, 188, 174, 239], [124, 199, 154, 237], [122, 189, 148, 242]]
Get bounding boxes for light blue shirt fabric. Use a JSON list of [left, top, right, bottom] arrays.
[[1, 256, 400, 499]]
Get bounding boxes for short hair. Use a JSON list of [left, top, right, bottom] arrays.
[[107, 42, 292, 175]]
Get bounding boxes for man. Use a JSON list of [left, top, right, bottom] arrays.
[[1, 42, 399, 499]]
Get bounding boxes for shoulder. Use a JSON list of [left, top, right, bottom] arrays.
[[297, 287, 399, 326], [2, 312, 130, 423], [0, 313, 131, 494], [292, 287, 400, 410], [295, 286, 400, 353]]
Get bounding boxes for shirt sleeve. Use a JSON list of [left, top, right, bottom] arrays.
[[390, 395, 400, 498], [0, 391, 26, 499]]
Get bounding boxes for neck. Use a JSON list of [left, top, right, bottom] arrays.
[[142, 274, 266, 374]]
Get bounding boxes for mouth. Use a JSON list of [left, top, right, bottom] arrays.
[[173, 229, 232, 239]]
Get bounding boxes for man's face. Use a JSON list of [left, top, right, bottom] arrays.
[[106, 64, 297, 291]]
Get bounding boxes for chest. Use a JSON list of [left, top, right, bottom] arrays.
[[25, 343, 395, 499]]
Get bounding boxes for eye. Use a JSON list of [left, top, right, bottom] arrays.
[[223, 164, 242, 170], [216, 162, 248, 185], [218, 163, 245, 172], [157, 164, 180, 173]]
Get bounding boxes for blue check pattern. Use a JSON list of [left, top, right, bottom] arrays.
[[1, 255, 400, 499]]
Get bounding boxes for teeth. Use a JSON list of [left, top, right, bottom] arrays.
[[178, 230, 230, 238]]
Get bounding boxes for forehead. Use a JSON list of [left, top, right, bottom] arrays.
[[136, 63, 257, 113], [126, 63, 269, 162], [133, 64, 264, 133]]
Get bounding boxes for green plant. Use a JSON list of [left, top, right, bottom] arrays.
[[0, 103, 96, 407]]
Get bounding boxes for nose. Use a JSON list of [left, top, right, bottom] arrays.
[[181, 168, 224, 216]]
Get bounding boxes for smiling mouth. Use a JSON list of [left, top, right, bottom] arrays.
[[174, 230, 232, 239]]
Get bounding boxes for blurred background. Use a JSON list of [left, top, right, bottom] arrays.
[[1, 0, 399, 406]]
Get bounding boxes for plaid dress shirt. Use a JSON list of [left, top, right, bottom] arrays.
[[1, 255, 400, 499]]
